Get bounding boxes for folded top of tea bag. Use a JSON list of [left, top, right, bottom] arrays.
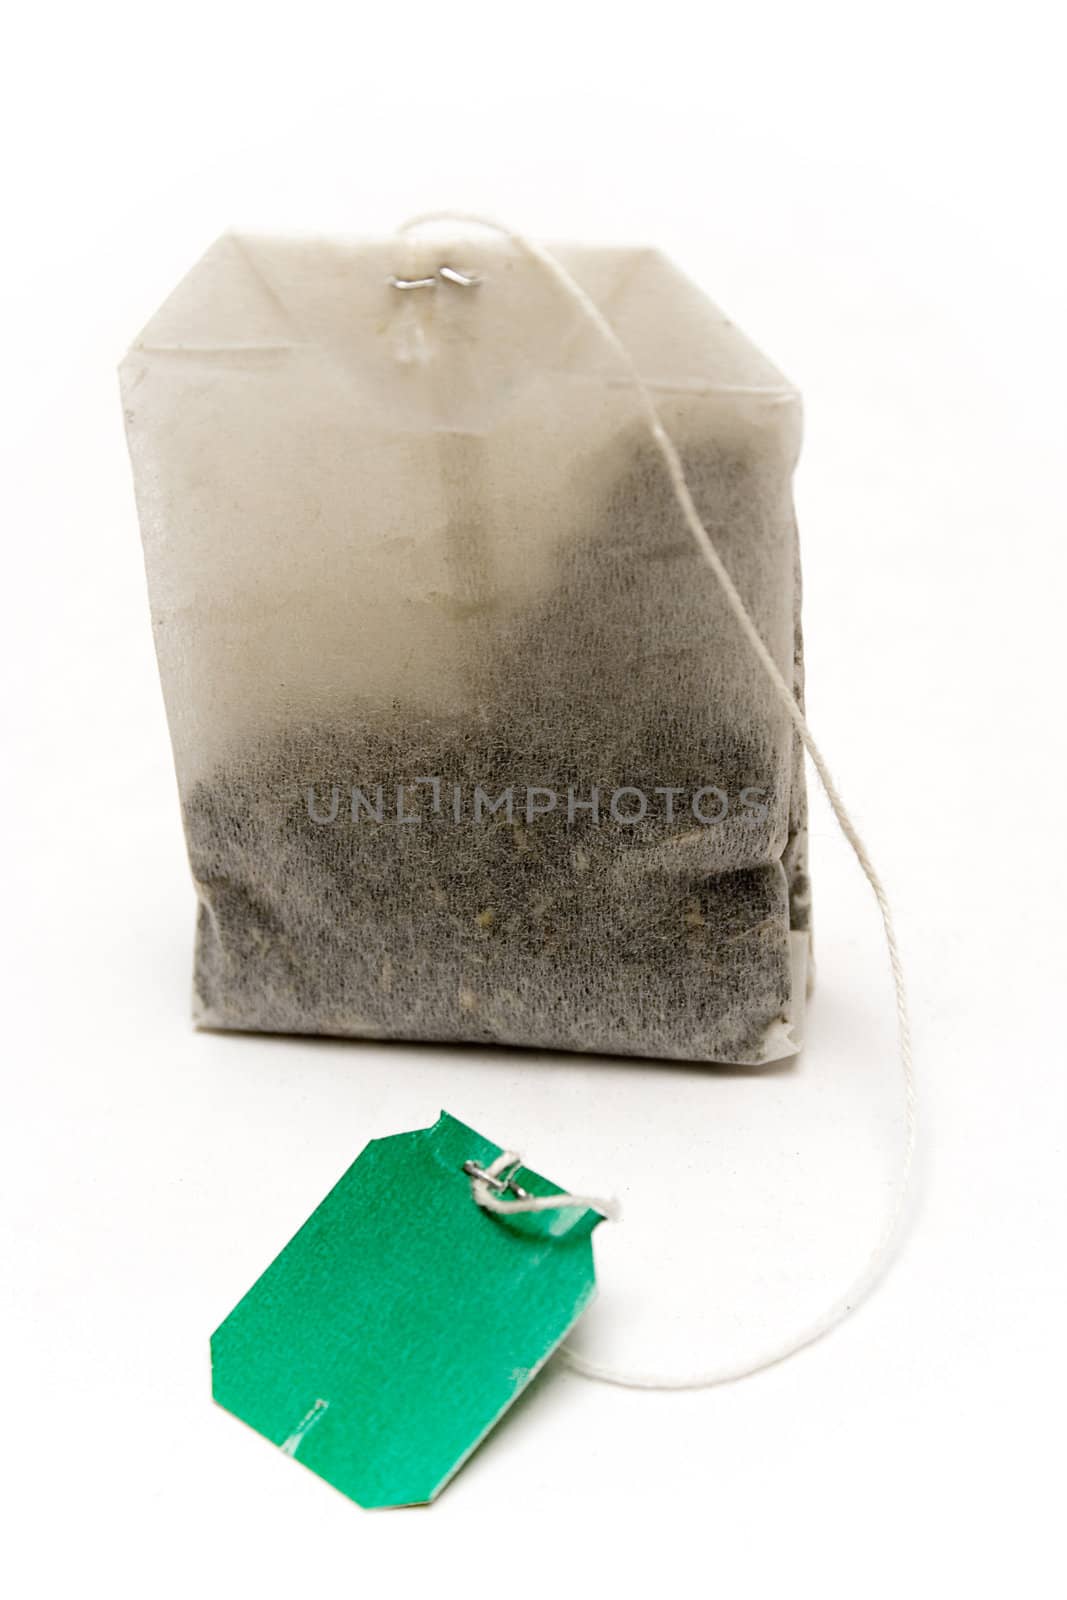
[[129, 232, 800, 429]]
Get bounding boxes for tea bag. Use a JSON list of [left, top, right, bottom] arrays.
[[121, 230, 811, 1065]]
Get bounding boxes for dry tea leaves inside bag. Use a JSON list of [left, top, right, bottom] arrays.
[[121, 232, 811, 1063]]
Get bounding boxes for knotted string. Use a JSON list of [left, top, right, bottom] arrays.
[[467, 1149, 619, 1221]]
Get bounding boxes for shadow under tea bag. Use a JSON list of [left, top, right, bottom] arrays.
[[121, 231, 811, 1065]]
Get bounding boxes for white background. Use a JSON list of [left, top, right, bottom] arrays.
[[3, 2, 1065, 1594]]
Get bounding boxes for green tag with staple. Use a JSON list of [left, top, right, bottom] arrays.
[[211, 1111, 605, 1509]]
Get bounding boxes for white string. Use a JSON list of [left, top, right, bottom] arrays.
[[401, 211, 917, 1391], [469, 1149, 620, 1221]]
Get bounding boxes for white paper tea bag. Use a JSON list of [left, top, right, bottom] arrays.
[[121, 230, 811, 1064]]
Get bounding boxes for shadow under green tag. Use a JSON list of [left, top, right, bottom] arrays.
[[211, 1111, 603, 1508]]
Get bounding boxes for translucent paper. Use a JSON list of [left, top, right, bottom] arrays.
[[121, 232, 810, 1064]]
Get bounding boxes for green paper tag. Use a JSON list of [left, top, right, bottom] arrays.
[[211, 1111, 603, 1508]]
